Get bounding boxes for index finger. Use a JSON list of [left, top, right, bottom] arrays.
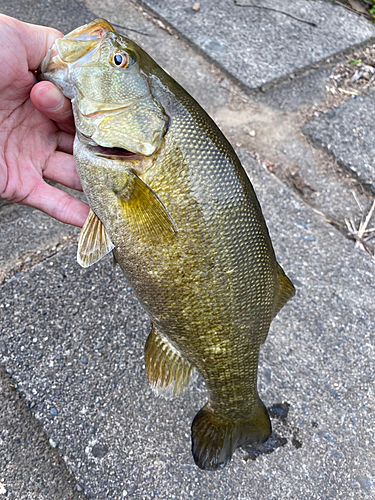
[[25, 180, 89, 227]]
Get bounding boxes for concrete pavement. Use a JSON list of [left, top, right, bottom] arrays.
[[303, 89, 375, 194], [139, 0, 375, 90]]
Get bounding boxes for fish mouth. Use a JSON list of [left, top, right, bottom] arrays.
[[89, 144, 143, 161], [78, 132, 145, 161], [62, 18, 115, 42], [39, 44, 65, 75], [39, 19, 115, 77]]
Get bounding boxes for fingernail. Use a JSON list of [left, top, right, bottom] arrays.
[[40, 85, 65, 111]]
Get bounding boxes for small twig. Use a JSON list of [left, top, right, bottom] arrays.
[[314, 209, 374, 261], [333, 0, 357, 13], [345, 218, 358, 235], [363, 74, 375, 90], [351, 189, 364, 212], [345, 218, 353, 233], [110, 22, 152, 36], [356, 199, 375, 247], [350, 227, 375, 236], [338, 87, 360, 96], [311, 207, 344, 230], [233, 0, 318, 27], [348, 233, 374, 254]]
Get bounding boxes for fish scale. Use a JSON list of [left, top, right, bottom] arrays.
[[39, 18, 295, 470]]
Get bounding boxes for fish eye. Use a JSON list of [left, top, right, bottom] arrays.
[[112, 51, 129, 68]]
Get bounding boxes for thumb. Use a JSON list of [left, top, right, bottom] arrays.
[[0, 14, 63, 71]]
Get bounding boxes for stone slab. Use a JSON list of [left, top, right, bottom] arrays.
[[0, 202, 79, 275], [1, 152, 374, 500], [0, 0, 93, 32], [303, 91, 375, 194], [138, 0, 375, 90], [0, 367, 84, 500]]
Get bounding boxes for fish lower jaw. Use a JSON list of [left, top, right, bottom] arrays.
[[75, 135, 153, 173], [39, 47, 75, 98]]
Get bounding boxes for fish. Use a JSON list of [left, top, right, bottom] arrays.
[[39, 19, 295, 470]]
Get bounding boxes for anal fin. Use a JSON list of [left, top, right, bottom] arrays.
[[77, 208, 114, 268], [145, 325, 195, 399]]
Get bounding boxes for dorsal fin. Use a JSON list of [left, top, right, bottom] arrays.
[[77, 208, 114, 268]]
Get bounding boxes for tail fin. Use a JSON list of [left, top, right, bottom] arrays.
[[191, 400, 271, 470]]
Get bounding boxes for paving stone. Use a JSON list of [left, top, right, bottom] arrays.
[[0, 0, 93, 32], [0, 202, 78, 274], [139, 0, 375, 89], [303, 91, 375, 194], [0, 367, 84, 500]]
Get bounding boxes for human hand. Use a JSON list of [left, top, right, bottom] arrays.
[[0, 14, 89, 227]]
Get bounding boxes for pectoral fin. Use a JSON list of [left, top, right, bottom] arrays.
[[77, 209, 114, 268], [116, 170, 178, 238]]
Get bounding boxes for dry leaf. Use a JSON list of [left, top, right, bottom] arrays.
[[347, 0, 369, 14]]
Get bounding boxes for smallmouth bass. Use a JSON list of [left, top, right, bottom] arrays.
[[39, 19, 295, 470]]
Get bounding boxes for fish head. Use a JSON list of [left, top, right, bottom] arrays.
[[39, 19, 168, 156]]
